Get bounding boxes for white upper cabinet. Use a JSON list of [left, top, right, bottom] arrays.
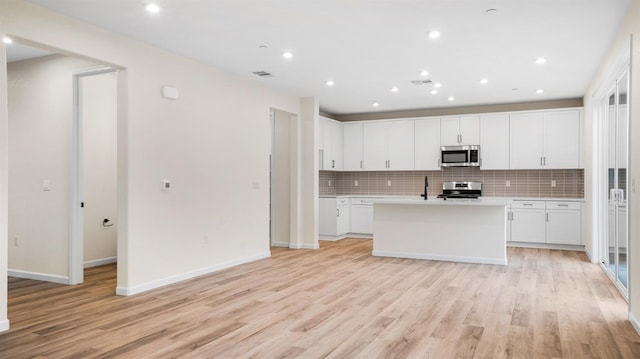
[[543, 110, 580, 169], [414, 117, 441, 170], [480, 114, 510, 170], [441, 116, 479, 146], [343, 122, 364, 171], [363, 122, 388, 170], [387, 120, 415, 170], [319, 116, 343, 171], [362, 120, 415, 171], [510, 110, 580, 169]]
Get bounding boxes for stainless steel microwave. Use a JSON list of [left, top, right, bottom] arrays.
[[440, 145, 480, 167]]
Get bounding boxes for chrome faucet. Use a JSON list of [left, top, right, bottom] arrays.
[[420, 176, 429, 200]]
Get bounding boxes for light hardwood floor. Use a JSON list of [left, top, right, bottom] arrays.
[[2, 238, 640, 358]]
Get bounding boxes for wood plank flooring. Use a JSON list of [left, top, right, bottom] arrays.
[[2, 238, 640, 358]]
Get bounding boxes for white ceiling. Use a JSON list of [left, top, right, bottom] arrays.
[[24, 0, 632, 115]]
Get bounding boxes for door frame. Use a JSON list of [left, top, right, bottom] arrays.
[[69, 66, 118, 285]]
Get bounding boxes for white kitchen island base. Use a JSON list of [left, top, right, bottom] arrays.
[[371, 199, 509, 265]]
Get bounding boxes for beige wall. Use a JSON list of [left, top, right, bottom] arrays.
[[271, 109, 292, 247], [0, 0, 305, 329], [82, 73, 118, 266], [583, 0, 640, 331], [7, 55, 95, 280]]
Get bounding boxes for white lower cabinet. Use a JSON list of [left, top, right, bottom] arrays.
[[350, 199, 374, 234], [509, 200, 582, 245], [319, 198, 350, 237]]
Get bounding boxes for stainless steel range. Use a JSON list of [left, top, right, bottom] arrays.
[[437, 181, 482, 199]]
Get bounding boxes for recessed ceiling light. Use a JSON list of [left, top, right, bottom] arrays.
[[372, 101, 380, 107], [3, 36, 13, 44], [428, 30, 441, 39], [326, 80, 335, 87], [434, 83, 442, 88], [145, 3, 161, 13], [480, 78, 489, 85], [391, 86, 399, 93], [430, 90, 438, 95], [536, 89, 544, 94], [448, 96, 455, 101], [420, 70, 429, 77], [535, 57, 547, 65], [258, 45, 268, 49], [282, 51, 293, 59]]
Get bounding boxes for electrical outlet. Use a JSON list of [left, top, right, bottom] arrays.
[[354, 180, 358, 187], [328, 180, 332, 187], [161, 180, 171, 191], [551, 180, 557, 187], [506, 180, 511, 187], [387, 180, 392, 187]]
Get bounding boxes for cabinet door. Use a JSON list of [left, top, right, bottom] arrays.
[[363, 122, 388, 170], [543, 110, 580, 169], [415, 118, 441, 170], [351, 205, 374, 234], [387, 120, 414, 170], [336, 205, 350, 235], [459, 116, 480, 145], [330, 120, 343, 170], [546, 210, 581, 245], [319, 117, 332, 170], [343, 123, 363, 171], [319, 198, 338, 235], [480, 114, 510, 169], [510, 209, 546, 243], [440, 117, 460, 146], [510, 113, 544, 169]]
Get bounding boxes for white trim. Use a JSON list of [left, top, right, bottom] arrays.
[[507, 242, 585, 252], [84, 256, 117, 268], [0, 319, 9, 333], [8, 269, 70, 284], [372, 250, 508, 266], [270, 241, 290, 248], [629, 312, 640, 336], [584, 246, 594, 262], [289, 243, 320, 249], [318, 234, 348, 241], [115, 251, 271, 296]]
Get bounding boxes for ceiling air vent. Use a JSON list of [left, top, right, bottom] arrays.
[[411, 79, 433, 85], [252, 70, 274, 78]]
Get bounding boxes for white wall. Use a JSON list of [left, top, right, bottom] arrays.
[[0, 0, 309, 330], [583, 0, 640, 332], [81, 73, 118, 266], [8, 54, 95, 280]]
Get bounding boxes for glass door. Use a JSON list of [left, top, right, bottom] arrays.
[[602, 69, 629, 295]]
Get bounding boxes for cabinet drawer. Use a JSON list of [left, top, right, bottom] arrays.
[[546, 201, 581, 210], [336, 198, 350, 206], [511, 201, 545, 210], [351, 198, 380, 205]]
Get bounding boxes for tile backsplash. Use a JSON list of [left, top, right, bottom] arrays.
[[320, 168, 584, 198]]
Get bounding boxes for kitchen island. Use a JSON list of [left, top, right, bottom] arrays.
[[371, 198, 510, 265]]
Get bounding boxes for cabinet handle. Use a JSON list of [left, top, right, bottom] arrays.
[[523, 203, 534, 206], [557, 204, 569, 207], [332, 160, 335, 169], [337, 208, 340, 217], [546, 213, 549, 222], [360, 160, 363, 169], [540, 157, 543, 166]]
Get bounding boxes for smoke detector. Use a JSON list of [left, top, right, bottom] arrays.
[[252, 71, 273, 78]]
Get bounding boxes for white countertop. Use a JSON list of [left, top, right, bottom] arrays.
[[320, 195, 584, 202], [370, 197, 510, 207]]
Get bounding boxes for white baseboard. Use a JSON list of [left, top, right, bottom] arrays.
[[8, 269, 70, 284], [115, 251, 271, 296], [372, 250, 508, 266], [584, 246, 595, 262], [318, 235, 347, 241], [629, 312, 640, 336], [84, 256, 117, 268], [508, 242, 585, 252], [270, 241, 290, 248], [0, 319, 9, 333], [289, 242, 320, 249]]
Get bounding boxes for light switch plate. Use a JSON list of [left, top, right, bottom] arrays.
[[161, 180, 171, 191]]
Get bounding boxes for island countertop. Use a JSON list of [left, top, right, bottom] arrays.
[[370, 197, 510, 207]]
